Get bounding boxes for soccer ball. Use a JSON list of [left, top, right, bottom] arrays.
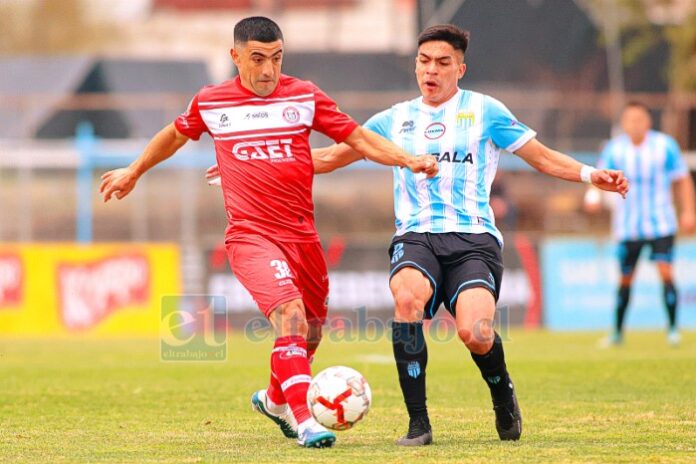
[[307, 366, 372, 430]]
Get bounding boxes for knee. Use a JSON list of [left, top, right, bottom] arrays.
[[393, 286, 427, 322], [275, 300, 308, 337], [457, 319, 495, 355]]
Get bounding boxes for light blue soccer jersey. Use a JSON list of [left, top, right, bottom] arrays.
[[364, 89, 536, 245], [599, 130, 688, 241]]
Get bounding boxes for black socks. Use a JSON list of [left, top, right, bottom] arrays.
[[615, 285, 631, 334], [392, 321, 429, 420], [471, 332, 514, 405], [663, 282, 678, 330]]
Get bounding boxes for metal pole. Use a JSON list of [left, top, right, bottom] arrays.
[[603, 0, 626, 128], [75, 121, 94, 243]]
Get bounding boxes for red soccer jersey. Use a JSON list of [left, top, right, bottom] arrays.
[[174, 75, 358, 242]]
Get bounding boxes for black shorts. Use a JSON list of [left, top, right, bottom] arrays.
[[388, 232, 503, 319], [618, 235, 675, 275]]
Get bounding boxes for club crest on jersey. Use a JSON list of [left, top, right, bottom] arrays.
[[456, 111, 475, 129], [424, 122, 446, 140], [282, 106, 300, 123]]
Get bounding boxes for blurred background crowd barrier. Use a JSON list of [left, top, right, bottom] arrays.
[[1, 0, 696, 335]]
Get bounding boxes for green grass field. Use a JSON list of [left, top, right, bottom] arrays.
[[1, 331, 695, 463]]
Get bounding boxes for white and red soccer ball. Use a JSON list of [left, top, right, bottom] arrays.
[[307, 366, 372, 430]]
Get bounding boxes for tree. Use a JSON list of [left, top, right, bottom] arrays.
[[576, 0, 696, 92], [0, 0, 120, 55]]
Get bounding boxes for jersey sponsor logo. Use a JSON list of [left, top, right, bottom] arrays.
[[399, 120, 415, 134], [431, 151, 473, 164], [282, 106, 300, 123], [244, 111, 269, 120], [0, 253, 22, 306], [456, 111, 475, 128], [219, 114, 231, 129], [57, 254, 150, 330], [232, 138, 295, 162], [424, 122, 446, 140]]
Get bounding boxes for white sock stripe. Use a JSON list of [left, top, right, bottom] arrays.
[[272, 345, 308, 357], [281, 374, 312, 391]]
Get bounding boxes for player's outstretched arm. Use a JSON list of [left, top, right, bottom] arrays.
[[312, 144, 364, 174], [515, 138, 629, 197], [100, 123, 189, 202], [341, 126, 439, 177]]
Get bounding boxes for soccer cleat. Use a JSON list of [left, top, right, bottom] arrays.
[[296, 420, 336, 448], [251, 390, 298, 439], [493, 386, 522, 441], [598, 332, 623, 348], [668, 329, 681, 347], [395, 415, 433, 446]]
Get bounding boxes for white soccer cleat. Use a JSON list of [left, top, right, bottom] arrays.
[[598, 332, 623, 349], [250, 389, 298, 439], [296, 419, 336, 448], [668, 329, 681, 347]]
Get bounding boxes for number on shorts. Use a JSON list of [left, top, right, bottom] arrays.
[[270, 260, 292, 279]]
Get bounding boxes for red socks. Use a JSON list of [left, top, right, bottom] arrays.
[[266, 372, 285, 406], [270, 335, 313, 423]]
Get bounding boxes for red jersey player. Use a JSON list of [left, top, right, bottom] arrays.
[[99, 16, 437, 448]]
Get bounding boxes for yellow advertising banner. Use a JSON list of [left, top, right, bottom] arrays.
[[0, 243, 180, 336]]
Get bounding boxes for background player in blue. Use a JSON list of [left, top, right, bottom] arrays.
[[585, 101, 695, 347], [315, 24, 629, 446]]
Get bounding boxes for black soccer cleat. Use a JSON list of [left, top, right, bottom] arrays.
[[396, 415, 433, 446], [493, 387, 522, 441]]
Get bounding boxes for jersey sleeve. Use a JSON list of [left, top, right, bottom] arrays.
[[311, 85, 359, 143], [598, 140, 616, 170], [484, 96, 536, 152], [363, 109, 392, 138], [665, 135, 688, 180], [174, 93, 209, 141]]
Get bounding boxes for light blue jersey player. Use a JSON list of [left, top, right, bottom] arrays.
[[363, 89, 535, 245], [587, 101, 696, 346], [315, 24, 628, 446]]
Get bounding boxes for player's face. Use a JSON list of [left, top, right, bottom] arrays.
[[232, 40, 284, 97], [621, 106, 652, 144], [415, 41, 466, 107]]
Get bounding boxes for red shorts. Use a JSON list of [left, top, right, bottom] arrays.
[[225, 234, 329, 325]]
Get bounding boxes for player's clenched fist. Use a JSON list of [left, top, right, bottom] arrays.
[[407, 155, 439, 178], [591, 169, 629, 198], [99, 167, 139, 202]]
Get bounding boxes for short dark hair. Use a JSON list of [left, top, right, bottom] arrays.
[[624, 100, 650, 113], [417, 24, 470, 55], [234, 16, 283, 44]]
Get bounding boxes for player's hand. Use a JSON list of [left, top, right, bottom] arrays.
[[680, 211, 696, 234], [591, 169, 629, 198], [99, 167, 139, 202], [206, 164, 220, 180], [205, 164, 222, 186], [407, 155, 439, 178]]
